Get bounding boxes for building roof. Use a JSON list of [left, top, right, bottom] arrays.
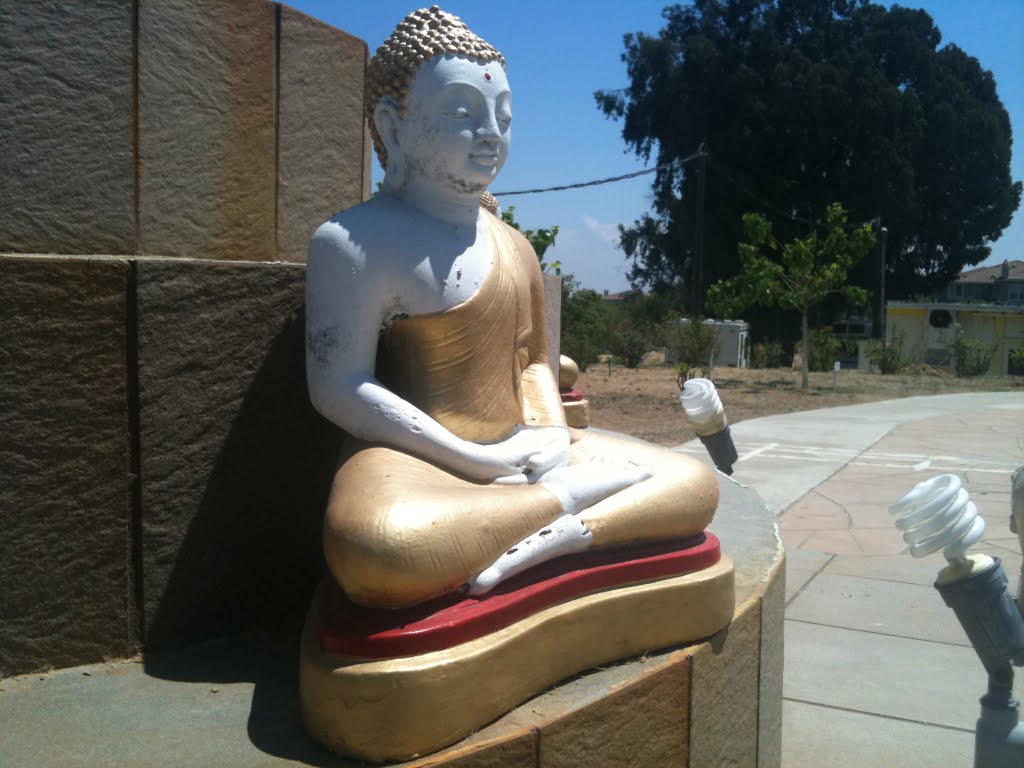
[[600, 290, 634, 302], [955, 259, 1024, 284]]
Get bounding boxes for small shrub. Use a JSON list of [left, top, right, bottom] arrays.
[[951, 325, 993, 377], [865, 331, 909, 375], [669, 317, 720, 381], [608, 322, 650, 369], [1009, 348, 1024, 376], [808, 328, 841, 372], [750, 340, 787, 369]]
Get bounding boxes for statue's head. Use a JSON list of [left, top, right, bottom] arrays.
[[366, 6, 510, 197]]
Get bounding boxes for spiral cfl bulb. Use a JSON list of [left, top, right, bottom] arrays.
[[890, 474, 985, 566], [680, 378, 737, 475], [680, 379, 726, 433]]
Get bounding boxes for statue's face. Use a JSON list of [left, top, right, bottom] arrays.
[[396, 55, 511, 193]]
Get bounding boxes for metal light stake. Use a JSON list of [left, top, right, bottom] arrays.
[[891, 474, 1024, 767]]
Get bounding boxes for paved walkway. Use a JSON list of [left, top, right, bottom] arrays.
[[680, 391, 1024, 767]]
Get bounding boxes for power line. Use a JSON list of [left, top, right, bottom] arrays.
[[491, 167, 655, 197], [491, 149, 708, 197]]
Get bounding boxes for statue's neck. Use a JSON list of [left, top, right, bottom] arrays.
[[382, 176, 482, 229]]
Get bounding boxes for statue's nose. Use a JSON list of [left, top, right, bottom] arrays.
[[476, 114, 501, 141]]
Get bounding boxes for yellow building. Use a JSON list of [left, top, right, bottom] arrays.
[[885, 301, 1024, 375]]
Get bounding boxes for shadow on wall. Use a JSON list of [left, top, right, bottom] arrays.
[[142, 299, 341, 651]]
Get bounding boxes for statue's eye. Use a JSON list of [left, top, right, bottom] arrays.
[[446, 107, 470, 118]]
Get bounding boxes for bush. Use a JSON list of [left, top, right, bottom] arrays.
[[1010, 348, 1024, 376], [668, 317, 720, 380], [952, 325, 993, 377], [750, 340, 787, 369], [607, 320, 650, 369], [865, 331, 909, 375], [808, 328, 841, 372]]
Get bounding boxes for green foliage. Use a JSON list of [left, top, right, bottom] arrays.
[[606, 315, 650, 369], [707, 205, 873, 318], [669, 317, 721, 381], [951, 325, 993, 377], [560, 277, 610, 371], [865, 331, 909, 375], [750, 340, 787, 369], [1009, 348, 1024, 376], [707, 203, 874, 388], [502, 205, 561, 274], [807, 328, 841, 372], [597, 0, 1021, 304]]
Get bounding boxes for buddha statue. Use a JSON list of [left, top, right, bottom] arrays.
[[304, 5, 721, 611], [300, 9, 735, 760]]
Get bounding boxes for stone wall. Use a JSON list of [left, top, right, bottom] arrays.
[[1, 1, 369, 676], [0, 255, 346, 677]]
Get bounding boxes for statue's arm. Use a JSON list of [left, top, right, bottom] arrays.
[[305, 222, 558, 482]]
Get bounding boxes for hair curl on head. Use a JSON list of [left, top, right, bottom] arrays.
[[365, 5, 506, 170]]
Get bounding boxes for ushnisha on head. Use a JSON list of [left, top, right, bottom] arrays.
[[365, 6, 506, 170]]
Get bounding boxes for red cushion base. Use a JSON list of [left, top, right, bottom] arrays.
[[318, 532, 721, 659]]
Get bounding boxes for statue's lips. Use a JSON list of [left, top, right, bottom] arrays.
[[469, 152, 499, 164]]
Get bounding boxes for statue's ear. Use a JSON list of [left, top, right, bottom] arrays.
[[373, 96, 402, 160]]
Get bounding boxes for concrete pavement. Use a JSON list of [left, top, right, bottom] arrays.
[[679, 390, 1024, 767]]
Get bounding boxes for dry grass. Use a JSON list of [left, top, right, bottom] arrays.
[[577, 363, 1023, 447]]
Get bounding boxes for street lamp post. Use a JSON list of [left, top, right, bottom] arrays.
[[880, 226, 888, 340]]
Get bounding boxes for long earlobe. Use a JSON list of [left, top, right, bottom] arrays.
[[374, 97, 406, 190], [374, 97, 401, 155]]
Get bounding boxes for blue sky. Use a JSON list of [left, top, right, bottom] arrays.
[[288, 1, 1023, 294]]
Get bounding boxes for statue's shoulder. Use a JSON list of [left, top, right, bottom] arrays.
[[309, 196, 408, 263]]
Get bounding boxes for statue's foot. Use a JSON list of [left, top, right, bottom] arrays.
[[468, 462, 653, 595], [467, 514, 592, 595]]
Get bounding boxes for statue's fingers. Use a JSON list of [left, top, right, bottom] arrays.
[[527, 443, 570, 475]]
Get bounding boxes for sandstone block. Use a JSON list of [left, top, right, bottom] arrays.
[[405, 728, 537, 768], [135, 259, 341, 649], [543, 273, 562, 376], [758, 557, 785, 768], [0, 255, 136, 676], [538, 653, 690, 768], [690, 596, 762, 767], [276, 6, 369, 261], [137, 0, 276, 260], [0, 2, 135, 254]]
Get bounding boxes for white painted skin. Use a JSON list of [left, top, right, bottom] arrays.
[[305, 55, 648, 592]]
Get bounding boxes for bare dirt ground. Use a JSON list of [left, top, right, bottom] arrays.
[[576, 363, 1023, 446]]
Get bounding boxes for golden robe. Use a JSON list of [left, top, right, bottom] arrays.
[[324, 214, 718, 608]]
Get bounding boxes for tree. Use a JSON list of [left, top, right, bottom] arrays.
[[707, 203, 874, 389], [501, 205, 560, 274], [597, 0, 1020, 322]]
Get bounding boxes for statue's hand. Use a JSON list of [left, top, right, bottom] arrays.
[[537, 460, 652, 515], [476, 426, 571, 485]]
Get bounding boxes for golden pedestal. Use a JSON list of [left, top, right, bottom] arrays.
[[300, 556, 734, 763]]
